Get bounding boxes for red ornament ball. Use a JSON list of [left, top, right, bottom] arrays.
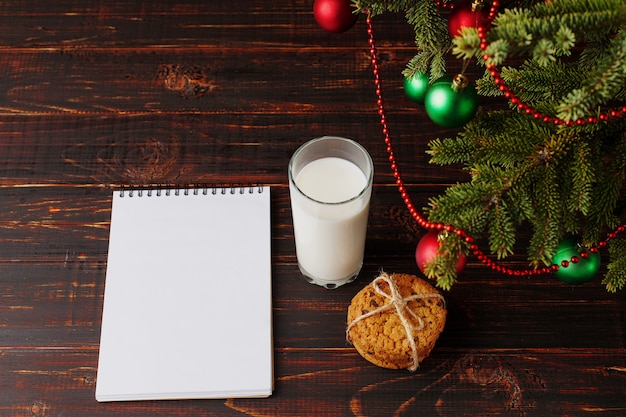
[[415, 230, 467, 276], [448, 2, 487, 38], [313, 0, 359, 33]]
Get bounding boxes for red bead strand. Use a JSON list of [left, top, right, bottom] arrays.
[[365, 13, 625, 276], [477, 2, 625, 126]]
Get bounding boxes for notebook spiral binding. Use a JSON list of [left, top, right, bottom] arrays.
[[118, 184, 265, 198]]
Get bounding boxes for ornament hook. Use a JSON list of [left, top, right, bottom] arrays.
[[452, 73, 470, 92]]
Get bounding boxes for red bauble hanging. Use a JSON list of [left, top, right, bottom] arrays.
[[415, 230, 467, 276], [313, 0, 359, 33], [448, 1, 487, 38]]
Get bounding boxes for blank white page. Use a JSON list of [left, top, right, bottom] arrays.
[[96, 186, 272, 402]]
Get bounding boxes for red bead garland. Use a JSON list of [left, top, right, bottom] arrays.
[[365, 13, 625, 277], [477, 2, 626, 126], [432, 0, 455, 9]]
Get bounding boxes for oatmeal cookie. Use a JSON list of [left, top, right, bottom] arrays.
[[346, 272, 446, 370]]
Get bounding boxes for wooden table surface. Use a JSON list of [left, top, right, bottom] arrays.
[[1, 1, 624, 416]]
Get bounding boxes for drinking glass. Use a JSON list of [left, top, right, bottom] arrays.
[[288, 136, 374, 289]]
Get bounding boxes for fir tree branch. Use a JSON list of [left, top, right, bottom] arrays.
[[356, 0, 451, 77], [604, 237, 626, 291], [427, 136, 474, 165], [404, 0, 451, 77], [423, 231, 467, 290], [489, 0, 626, 54], [528, 161, 563, 267], [556, 28, 626, 121], [497, 60, 585, 112], [489, 202, 516, 259], [566, 138, 596, 215], [426, 183, 493, 233]]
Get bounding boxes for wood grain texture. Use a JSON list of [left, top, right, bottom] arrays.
[[0, 1, 624, 416]]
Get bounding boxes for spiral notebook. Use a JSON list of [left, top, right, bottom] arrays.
[[96, 185, 273, 402]]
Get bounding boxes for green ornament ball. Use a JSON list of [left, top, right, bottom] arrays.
[[424, 75, 478, 128], [552, 237, 601, 284], [404, 72, 430, 104]]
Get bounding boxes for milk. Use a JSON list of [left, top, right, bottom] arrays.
[[290, 156, 371, 286]]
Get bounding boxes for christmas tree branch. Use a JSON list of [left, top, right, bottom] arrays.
[[557, 28, 626, 121], [356, 0, 451, 78], [361, 0, 625, 290]]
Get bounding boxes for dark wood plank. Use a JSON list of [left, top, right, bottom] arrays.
[[0, 114, 465, 185], [0, 49, 391, 113], [0, 0, 409, 49], [0, 348, 624, 416]]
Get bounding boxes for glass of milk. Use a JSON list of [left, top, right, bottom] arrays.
[[288, 136, 373, 289]]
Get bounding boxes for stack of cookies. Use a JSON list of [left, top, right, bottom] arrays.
[[346, 272, 447, 371]]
